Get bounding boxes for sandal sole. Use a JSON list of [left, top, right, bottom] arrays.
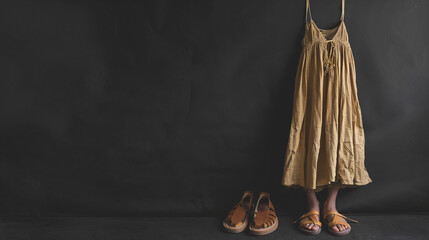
[[248, 219, 278, 236], [328, 226, 351, 236], [298, 225, 322, 235], [223, 217, 248, 233]]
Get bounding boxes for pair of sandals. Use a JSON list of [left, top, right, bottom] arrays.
[[223, 191, 278, 235], [291, 209, 359, 236]]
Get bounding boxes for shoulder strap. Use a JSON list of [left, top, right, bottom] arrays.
[[307, 0, 344, 23], [305, 0, 312, 23]]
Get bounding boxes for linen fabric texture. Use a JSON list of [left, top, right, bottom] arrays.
[[281, 0, 373, 192]]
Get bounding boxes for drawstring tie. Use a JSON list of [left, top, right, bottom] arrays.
[[322, 41, 336, 82]]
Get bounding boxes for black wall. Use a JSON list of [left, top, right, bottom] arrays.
[[0, 0, 428, 217]]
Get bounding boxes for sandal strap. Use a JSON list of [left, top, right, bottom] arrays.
[[251, 192, 278, 229], [291, 210, 322, 227], [299, 219, 322, 227], [323, 211, 359, 227], [225, 191, 254, 226]]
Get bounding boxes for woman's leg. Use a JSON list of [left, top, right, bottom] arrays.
[[301, 190, 321, 231], [322, 186, 348, 232]]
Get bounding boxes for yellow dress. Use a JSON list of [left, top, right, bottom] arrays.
[[281, 0, 372, 192]]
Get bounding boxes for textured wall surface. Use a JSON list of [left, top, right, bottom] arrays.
[[0, 0, 428, 217]]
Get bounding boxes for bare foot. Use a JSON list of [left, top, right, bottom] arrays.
[[322, 203, 349, 232], [300, 207, 321, 231]]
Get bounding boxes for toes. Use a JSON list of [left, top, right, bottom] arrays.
[[301, 216, 320, 231], [331, 225, 339, 232], [308, 223, 314, 230], [337, 224, 347, 231]]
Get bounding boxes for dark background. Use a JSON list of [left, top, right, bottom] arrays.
[[0, 0, 428, 218]]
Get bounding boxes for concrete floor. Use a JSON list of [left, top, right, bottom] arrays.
[[0, 214, 428, 240]]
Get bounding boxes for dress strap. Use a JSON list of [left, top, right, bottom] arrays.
[[305, 0, 312, 23], [340, 0, 345, 21]]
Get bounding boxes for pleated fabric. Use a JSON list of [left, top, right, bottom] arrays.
[[281, 0, 372, 192]]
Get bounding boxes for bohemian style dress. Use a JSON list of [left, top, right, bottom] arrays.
[[281, 0, 372, 192]]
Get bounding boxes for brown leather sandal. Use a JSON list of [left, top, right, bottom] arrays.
[[322, 210, 359, 236], [248, 192, 278, 236], [291, 210, 322, 235], [222, 191, 254, 233]]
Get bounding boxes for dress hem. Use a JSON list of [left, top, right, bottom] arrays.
[[281, 179, 372, 193]]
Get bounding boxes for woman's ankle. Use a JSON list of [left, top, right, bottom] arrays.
[[322, 200, 336, 211], [307, 200, 320, 211]]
